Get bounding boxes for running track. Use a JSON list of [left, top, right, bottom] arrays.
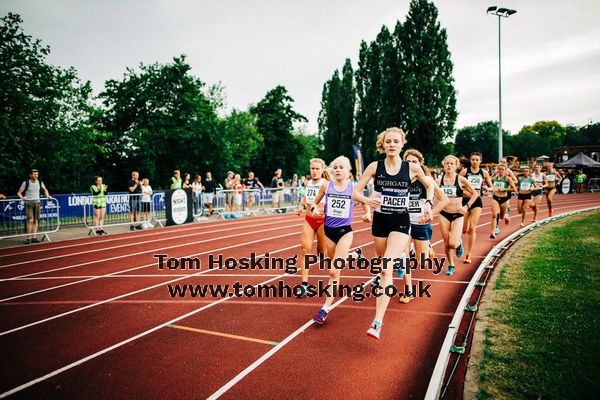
[[0, 193, 598, 399]]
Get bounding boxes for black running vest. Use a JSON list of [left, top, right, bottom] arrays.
[[373, 160, 411, 214]]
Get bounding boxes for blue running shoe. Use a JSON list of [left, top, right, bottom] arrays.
[[395, 266, 405, 279], [367, 320, 382, 339], [313, 308, 328, 324], [494, 226, 500, 235], [224, 215, 230, 220], [445, 266, 455, 276], [456, 239, 464, 258]]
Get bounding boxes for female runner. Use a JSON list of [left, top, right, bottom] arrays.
[[544, 163, 562, 217], [437, 155, 477, 276], [484, 164, 517, 238], [295, 159, 329, 297], [460, 152, 492, 263], [399, 149, 448, 303], [517, 166, 536, 226], [353, 128, 434, 339], [310, 157, 370, 324], [531, 164, 547, 222]]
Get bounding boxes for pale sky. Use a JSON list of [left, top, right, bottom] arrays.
[[3, 0, 600, 135]]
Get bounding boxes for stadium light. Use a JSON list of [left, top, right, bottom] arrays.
[[487, 6, 517, 162]]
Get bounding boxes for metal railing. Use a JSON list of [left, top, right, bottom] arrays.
[[83, 193, 153, 235], [0, 197, 60, 242]]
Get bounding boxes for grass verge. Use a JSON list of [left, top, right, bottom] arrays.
[[477, 211, 600, 400]]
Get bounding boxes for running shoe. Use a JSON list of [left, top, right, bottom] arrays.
[[130, 226, 135, 231], [504, 213, 510, 225], [231, 214, 238, 219], [456, 239, 464, 258], [367, 320, 382, 339], [490, 233, 496, 239], [399, 292, 415, 304], [224, 215, 230, 220], [296, 284, 309, 298], [354, 247, 364, 259], [136, 224, 143, 230], [395, 266, 405, 279], [313, 308, 328, 324], [494, 226, 500, 235], [24, 239, 31, 244], [520, 223, 525, 227], [548, 210, 553, 217], [508, 204, 511, 212], [31, 238, 40, 243], [445, 266, 455, 276]]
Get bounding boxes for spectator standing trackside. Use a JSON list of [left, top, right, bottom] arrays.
[[182, 173, 191, 189], [17, 169, 51, 244], [290, 174, 300, 204], [202, 172, 217, 216], [232, 174, 243, 218], [191, 175, 203, 215], [271, 169, 285, 211], [90, 176, 108, 235], [128, 171, 143, 231], [243, 171, 264, 208], [141, 178, 153, 227], [170, 170, 182, 189], [224, 171, 234, 219]]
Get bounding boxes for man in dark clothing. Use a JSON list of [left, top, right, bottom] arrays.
[[201, 172, 217, 215], [128, 171, 143, 230]]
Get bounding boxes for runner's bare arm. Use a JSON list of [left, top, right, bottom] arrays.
[[352, 161, 380, 209]]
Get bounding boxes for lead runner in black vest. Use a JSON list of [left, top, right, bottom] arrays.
[[353, 127, 434, 340]]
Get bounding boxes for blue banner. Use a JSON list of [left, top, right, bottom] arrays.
[[352, 145, 365, 175]]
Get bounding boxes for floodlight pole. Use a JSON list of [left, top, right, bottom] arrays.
[[487, 7, 516, 162], [498, 14, 503, 162]]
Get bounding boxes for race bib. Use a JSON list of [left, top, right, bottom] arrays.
[[520, 182, 531, 191], [408, 198, 422, 214], [441, 186, 457, 198], [381, 194, 409, 210], [326, 196, 350, 219], [493, 181, 506, 191], [547, 174, 556, 182], [468, 175, 483, 190], [305, 186, 319, 203]]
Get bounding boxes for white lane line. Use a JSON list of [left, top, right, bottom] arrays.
[[0, 216, 297, 269], [0, 221, 305, 281], [0, 238, 373, 399], [0, 215, 368, 301], [0, 213, 295, 258]]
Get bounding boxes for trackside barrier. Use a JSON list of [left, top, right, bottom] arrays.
[[0, 198, 60, 242], [589, 178, 600, 193], [213, 189, 263, 219], [151, 192, 166, 227], [424, 205, 600, 399], [260, 187, 302, 215], [83, 194, 153, 235]]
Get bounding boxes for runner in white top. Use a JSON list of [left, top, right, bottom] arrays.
[[295, 159, 329, 297], [531, 164, 547, 222]]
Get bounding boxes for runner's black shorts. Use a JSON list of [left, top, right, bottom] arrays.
[[462, 196, 483, 209], [324, 225, 352, 244], [372, 211, 411, 238]]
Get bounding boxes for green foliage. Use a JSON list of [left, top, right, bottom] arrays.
[[322, 0, 457, 165], [0, 13, 99, 193], [294, 132, 319, 177], [509, 121, 566, 161], [251, 85, 307, 181], [564, 122, 600, 146], [454, 121, 504, 162]]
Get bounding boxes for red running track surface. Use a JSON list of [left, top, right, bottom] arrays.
[[0, 193, 598, 399]]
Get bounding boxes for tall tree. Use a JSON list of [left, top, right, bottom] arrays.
[[510, 121, 566, 161], [99, 56, 224, 188], [251, 85, 307, 180], [0, 13, 99, 193], [401, 0, 457, 163], [355, 39, 383, 163]]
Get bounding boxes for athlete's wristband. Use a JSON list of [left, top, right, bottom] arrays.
[[425, 199, 433, 206]]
